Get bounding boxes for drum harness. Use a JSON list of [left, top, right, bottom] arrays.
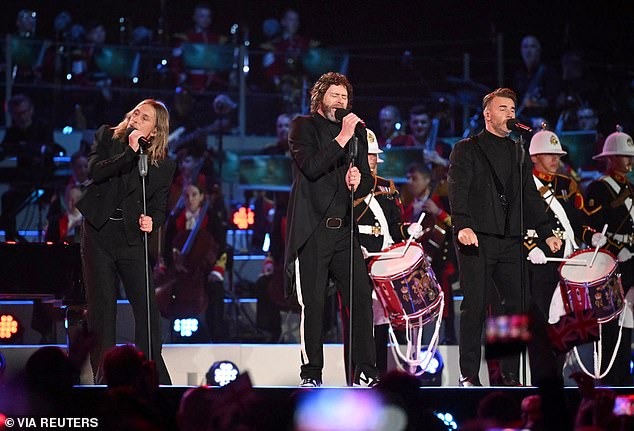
[[571, 176, 630, 379], [534, 175, 579, 257], [386, 279, 445, 377]]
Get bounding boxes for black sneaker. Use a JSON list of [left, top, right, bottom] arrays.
[[300, 377, 322, 387], [353, 371, 379, 388]]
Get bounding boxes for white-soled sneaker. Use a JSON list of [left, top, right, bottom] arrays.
[[300, 377, 322, 387], [353, 371, 379, 388]]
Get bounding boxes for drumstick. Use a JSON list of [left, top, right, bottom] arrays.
[[525, 256, 589, 265], [364, 251, 404, 258], [400, 212, 427, 256], [365, 212, 426, 258], [589, 224, 608, 268], [545, 257, 589, 265]]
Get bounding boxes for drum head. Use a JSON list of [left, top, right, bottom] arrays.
[[370, 243, 425, 278], [560, 249, 615, 283]]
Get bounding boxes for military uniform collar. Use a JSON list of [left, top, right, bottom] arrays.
[[610, 173, 628, 184], [533, 168, 555, 183]]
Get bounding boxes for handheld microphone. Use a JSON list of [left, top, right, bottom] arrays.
[[334, 108, 366, 132], [125, 127, 151, 150], [138, 136, 151, 150], [349, 136, 358, 166], [335, 108, 362, 166], [506, 118, 533, 134]]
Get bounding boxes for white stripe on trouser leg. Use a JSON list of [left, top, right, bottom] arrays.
[[295, 257, 308, 365]]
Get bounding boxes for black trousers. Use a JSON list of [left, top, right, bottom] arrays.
[[455, 233, 523, 380], [81, 219, 171, 385], [295, 221, 376, 381]]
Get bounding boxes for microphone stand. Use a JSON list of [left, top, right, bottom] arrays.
[[347, 135, 358, 386], [138, 146, 153, 362], [516, 133, 527, 386]]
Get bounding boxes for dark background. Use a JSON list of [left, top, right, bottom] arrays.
[[4, 0, 633, 82], [3, 0, 634, 134]]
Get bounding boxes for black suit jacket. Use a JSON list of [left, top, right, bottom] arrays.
[[76, 125, 176, 245], [284, 113, 373, 294], [448, 130, 553, 239]]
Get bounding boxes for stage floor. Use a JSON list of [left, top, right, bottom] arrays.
[[2, 343, 470, 386]]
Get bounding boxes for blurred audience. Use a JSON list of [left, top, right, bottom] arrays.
[[1, 94, 58, 241], [377, 105, 404, 148], [513, 35, 560, 128], [171, 2, 228, 92]]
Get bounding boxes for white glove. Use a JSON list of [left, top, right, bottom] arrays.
[[407, 223, 424, 239], [528, 247, 548, 264], [360, 245, 369, 260], [591, 232, 607, 248], [618, 247, 633, 263]]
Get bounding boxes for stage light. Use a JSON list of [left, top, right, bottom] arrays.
[[435, 411, 458, 430], [206, 361, 239, 387], [294, 389, 396, 430], [232, 206, 255, 230], [417, 347, 444, 386], [262, 232, 270, 253], [173, 318, 199, 337], [0, 314, 19, 340]]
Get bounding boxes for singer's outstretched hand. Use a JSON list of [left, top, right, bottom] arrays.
[[139, 214, 153, 233], [128, 129, 146, 152], [346, 165, 360, 191], [335, 112, 362, 147], [458, 228, 478, 247]]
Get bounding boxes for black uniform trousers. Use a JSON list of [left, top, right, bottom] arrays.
[[295, 220, 376, 381], [527, 260, 566, 385], [456, 233, 523, 380], [82, 218, 171, 385]]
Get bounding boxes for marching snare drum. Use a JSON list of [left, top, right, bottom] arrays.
[[368, 242, 442, 329], [559, 249, 625, 323]]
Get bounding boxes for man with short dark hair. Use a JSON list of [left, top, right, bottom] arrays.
[[448, 88, 562, 386]]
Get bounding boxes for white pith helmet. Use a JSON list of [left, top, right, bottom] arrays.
[[366, 128, 384, 163], [593, 125, 634, 159], [529, 124, 566, 156]]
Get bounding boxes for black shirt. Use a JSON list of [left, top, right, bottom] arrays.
[[316, 114, 354, 218], [480, 128, 514, 193]]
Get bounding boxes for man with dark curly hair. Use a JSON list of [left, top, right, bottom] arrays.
[[284, 72, 379, 387]]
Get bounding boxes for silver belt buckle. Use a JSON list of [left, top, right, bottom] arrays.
[[326, 217, 343, 229]]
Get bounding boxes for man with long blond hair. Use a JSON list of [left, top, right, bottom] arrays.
[[77, 99, 176, 385]]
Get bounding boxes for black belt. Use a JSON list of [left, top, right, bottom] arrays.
[[324, 217, 348, 229]]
